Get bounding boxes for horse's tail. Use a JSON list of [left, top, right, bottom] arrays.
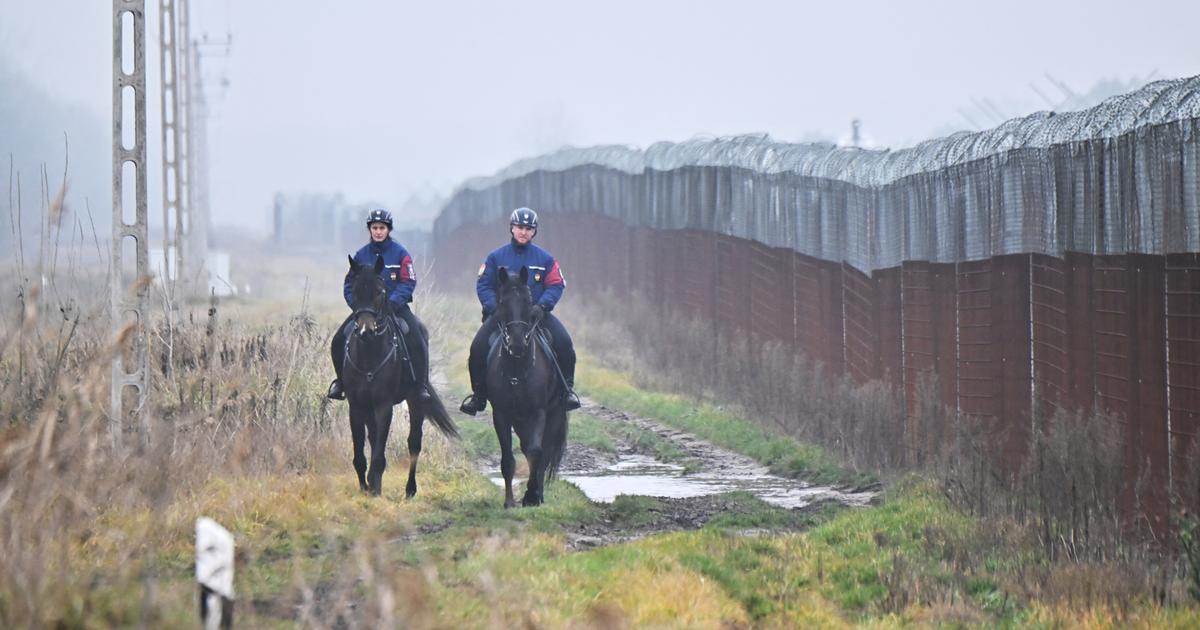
[[419, 384, 459, 439], [543, 407, 569, 479]]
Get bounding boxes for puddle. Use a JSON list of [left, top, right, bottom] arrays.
[[488, 452, 874, 510], [484, 400, 879, 511]]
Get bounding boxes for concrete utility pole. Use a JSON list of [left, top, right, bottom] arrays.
[[112, 0, 151, 444], [158, 0, 185, 310], [188, 36, 213, 281], [179, 0, 204, 290], [159, 0, 212, 304], [178, 0, 226, 295]]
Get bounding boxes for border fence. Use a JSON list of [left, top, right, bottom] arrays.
[[433, 77, 1200, 528]]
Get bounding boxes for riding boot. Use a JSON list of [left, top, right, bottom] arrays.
[[460, 323, 491, 415], [459, 375, 487, 415], [328, 324, 348, 400], [459, 385, 487, 415], [408, 350, 433, 403], [559, 337, 580, 411], [564, 378, 581, 411]]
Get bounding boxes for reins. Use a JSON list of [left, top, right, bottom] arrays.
[[344, 306, 399, 383], [497, 318, 540, 360]]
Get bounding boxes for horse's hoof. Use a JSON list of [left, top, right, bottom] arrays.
[[504, 499, 518, 509], [521, 493, 543, 507], [406, 486, 417, 499]]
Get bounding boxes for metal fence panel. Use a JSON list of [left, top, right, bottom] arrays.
[[875, 267, 903, 388], [957, 259, 999, 424], [1031, 254, 1069, 418], [994, 255, 1033, 468], [792, 254, 843, 373], [842, 263, 879, 384], [1131, 255, 1169, 531], [1167, 253, 1200, 512]]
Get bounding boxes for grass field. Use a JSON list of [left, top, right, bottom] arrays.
[[2, 286, 1198, 627]]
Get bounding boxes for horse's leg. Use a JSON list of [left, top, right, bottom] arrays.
[[542, 406, 567, 479], [518, 409, 547, 507], [349, 401, 368, 492], [405, 401, 425, 498], [493, 411, 518, 508], [366, 401, 393, 496]]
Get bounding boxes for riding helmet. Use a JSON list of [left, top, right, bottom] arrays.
[[366, 208, 393, 229], [509, 207, 538, 229]]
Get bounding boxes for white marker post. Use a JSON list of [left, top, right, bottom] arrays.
[[196, 517, 234, 629]]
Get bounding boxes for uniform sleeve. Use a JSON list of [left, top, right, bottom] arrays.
[[476, 253, 498, 315], [537, 259, 565, 310], [388, 251, 416, 307]]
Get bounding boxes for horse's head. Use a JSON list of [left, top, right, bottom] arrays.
[[496, 266, 537, 358], [347, 255, 389, 335]]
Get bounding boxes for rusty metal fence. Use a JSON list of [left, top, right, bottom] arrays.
[[433, 77, 1200, 523]]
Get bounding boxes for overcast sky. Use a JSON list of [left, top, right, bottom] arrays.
[[2, 0, 1198, 234]]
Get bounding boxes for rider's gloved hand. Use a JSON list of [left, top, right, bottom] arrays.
[[531, 304, 545, 322]]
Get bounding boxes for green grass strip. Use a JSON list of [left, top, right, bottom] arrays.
[[577, 360, 873, 487]]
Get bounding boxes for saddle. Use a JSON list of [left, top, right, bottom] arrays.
[[342, 314, 422, 405]]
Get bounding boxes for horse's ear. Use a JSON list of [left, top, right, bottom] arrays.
[[497, 266, 509, 285], [348, 255, 356, 270], [519, 266, 529, 284], [374, 256, 385, 274]]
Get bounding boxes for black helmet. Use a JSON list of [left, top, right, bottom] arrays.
[[509, 207, 538, 229], [366, 208, 393, 229]]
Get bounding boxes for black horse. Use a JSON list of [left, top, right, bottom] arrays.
[[488, 266, 569, 507], [342, 255, 458, 497]]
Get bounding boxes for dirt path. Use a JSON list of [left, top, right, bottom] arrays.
[[482, 398, 880, 549]]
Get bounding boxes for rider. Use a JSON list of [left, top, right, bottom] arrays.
[[459, 207, 581, 415], [327, 208, 430, 401]]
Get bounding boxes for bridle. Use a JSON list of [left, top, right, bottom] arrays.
[[497, 317, 540, 360], [345, 304, 398, 383]]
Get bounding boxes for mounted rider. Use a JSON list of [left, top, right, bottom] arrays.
[[459, 207, 582, 415], [328, 208, 431, 402]]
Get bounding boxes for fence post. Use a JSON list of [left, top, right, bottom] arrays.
[[196, 517, 234, 629]]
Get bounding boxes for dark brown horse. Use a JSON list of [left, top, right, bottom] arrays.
[[342, 255, 457, 496], [487, 266, 569, 507]]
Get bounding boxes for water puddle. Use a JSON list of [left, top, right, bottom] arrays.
[[488, 452, 874, 510]]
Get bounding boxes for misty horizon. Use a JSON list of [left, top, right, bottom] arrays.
[[3, 0, 1198, 239]]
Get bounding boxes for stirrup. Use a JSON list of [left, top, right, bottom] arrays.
[[459, 393, 486, 416], [416, 385, 432, 402], [327, 379, 346, 401], [564, 390, 581, 411]]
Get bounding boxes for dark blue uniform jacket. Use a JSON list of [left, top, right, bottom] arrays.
[[476, 241, 564, 317], [344, 239, 416, 308]]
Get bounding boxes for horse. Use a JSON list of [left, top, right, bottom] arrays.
[[342, 255, 458, 497], [487, 266, 569, 507]]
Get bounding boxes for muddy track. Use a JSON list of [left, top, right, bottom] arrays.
[[482, 398, 880, 549]]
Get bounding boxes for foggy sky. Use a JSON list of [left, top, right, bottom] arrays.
[[2, 0, 1198, 235]]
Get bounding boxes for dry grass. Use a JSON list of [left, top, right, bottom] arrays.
[[0, 255, 477, 626]]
